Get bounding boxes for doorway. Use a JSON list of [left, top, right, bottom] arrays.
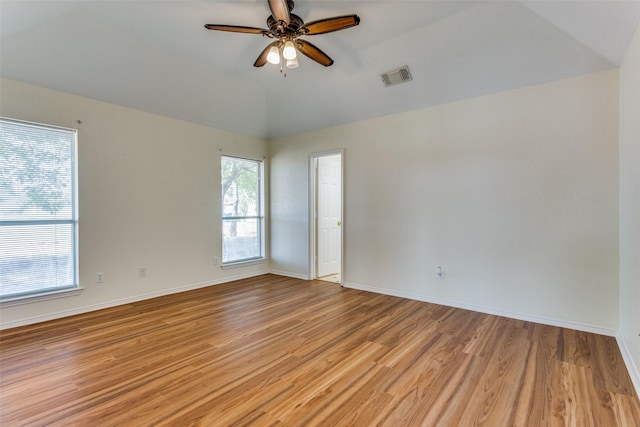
[[310, 151, 343, 284]]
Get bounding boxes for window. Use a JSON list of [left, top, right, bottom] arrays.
[[221, 155, 264, 264], [0, 118, 78, 300]]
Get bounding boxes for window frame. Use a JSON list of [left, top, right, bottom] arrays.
[[0, 117, 80, 302], [220, 155, 265, 266]]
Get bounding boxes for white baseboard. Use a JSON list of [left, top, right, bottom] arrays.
[[0, 270, 269, 330], [343, 281, 618, 337], [269, 270, 310, 280], [616, 333, 640, 397]]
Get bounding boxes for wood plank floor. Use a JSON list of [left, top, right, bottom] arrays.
[[1, 274, 638, 426]]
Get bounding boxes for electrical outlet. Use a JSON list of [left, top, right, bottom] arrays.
[[436, 266, 445, 279], [214, 256, 219, 265], [138, 267, 146, 277], [96, 272, 104, 283]]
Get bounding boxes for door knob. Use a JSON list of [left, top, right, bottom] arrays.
[[338, 221, 342, 226]]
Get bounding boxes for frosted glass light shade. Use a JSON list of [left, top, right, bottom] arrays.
[[282, 41, 297, 60], [267, 46, 280, 64], [286, 57, 299, 69]]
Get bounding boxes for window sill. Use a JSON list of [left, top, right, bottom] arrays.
[[222, 258, 267, 270], [0, 287, 84, 307]]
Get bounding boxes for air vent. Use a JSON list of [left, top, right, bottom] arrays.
[[380, 65, 413, 87]]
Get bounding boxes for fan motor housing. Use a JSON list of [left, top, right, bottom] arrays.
[[267, 14, 304, 35]]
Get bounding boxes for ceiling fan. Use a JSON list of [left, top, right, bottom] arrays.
[[204, 0, 360, 70]]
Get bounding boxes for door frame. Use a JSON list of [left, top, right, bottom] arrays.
[[309, 149, 344, 283]]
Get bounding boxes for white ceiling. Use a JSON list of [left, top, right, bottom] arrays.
[[1, 1, 639, 139]]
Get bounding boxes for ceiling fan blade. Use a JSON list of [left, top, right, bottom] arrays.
[[254, 41, 279, 67], [204, 24, 269, 35], [301, 15, 360, 35], [268, 0, 290, 25], [297, 40, 333, 67]]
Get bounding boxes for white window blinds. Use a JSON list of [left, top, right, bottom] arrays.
[[221, 155, 264, 264], [0, 118, 78, 300]]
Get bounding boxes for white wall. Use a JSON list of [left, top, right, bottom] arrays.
[[0, 78, 269, 328], [271, 70, 620, 334], [619, 23, 640, 393]]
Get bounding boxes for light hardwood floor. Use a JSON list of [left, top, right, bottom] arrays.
[[1, 274, 638, 426]]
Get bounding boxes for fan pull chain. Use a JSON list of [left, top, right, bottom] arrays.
[[279, 46, 286, 77]]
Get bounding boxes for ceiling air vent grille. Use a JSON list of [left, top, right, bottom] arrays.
[[381, 65, 413, 87]]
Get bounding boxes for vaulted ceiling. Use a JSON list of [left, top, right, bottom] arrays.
[[2, 1, 639, 139]]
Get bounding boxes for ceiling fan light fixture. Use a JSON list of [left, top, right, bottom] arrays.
[[205, 1, 361, 70], [282, 40, 297, 60], [286, 57, 299, 69], [267, 45, 281, 64]]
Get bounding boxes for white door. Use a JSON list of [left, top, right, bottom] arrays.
[[317, 155, 342, 278]]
